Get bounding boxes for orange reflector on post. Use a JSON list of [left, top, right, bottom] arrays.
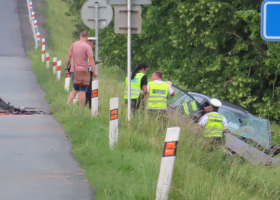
[[66, 73, 71, 78], [163, 141, 178, 157], [42, 51, 45, 54], [53, 62, 56, 66], [57, 66, 61, 71], [92, 89, 98, 98], [110, 109, 118, 120]]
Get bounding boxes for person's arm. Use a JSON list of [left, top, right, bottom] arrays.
[[223, 117, 229, 133], [142, 85, 148, 95], [170, 85, 175, 96], [167, 81, 175, 96], [88, 54, 98, 78], [144, 83, 149, 99], [198, 115, 207, 135], [141, 75, 148, 95]]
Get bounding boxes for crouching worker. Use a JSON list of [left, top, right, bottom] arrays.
[[124, 63, 148, 110], [198, 98, 228, 144]]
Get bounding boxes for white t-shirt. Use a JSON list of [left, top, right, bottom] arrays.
[[198, 111, 228, 129], [147, 80, 174, 95]]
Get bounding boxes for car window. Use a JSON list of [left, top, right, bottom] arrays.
[[219, 107, 270, 149], [191, 95, 205, 104], [167, 86, 204, 118]]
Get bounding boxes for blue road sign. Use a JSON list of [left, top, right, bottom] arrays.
[[261, 1, 280, 41]]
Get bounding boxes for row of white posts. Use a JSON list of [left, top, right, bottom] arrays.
[[41, 42, 180, 200], [38, 20, 179, 200], [27, 0, 40, 49]]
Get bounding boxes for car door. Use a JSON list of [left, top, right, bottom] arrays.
[[166, 85, 205, 122]]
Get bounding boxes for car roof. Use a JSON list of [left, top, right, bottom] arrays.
[[187, 92, 250, 114]]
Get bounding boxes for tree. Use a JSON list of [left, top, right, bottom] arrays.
[[63, 0, 280, 121]]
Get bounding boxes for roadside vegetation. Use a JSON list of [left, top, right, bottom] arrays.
[[27, 0, 280, 199], [63, 0, 280, 122]]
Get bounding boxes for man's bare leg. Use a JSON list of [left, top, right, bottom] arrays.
[[67, 90, 79, 105], [79, 91, 86, 107]]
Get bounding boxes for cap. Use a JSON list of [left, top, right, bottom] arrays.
[[210, 98, 222, 107]]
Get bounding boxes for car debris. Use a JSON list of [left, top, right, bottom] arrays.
[[0, 97, 52, 115]]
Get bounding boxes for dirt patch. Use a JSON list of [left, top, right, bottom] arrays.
[[17, 0, 50, 52]]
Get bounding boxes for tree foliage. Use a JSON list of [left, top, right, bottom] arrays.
[[62, 0, 280, 121]]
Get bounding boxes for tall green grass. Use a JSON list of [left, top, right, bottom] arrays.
[[27, 0, 280, 199]]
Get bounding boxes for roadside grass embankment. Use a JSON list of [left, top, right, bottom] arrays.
[[27, 0, 280, 199]]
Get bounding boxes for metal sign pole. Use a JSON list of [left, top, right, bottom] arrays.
[[127, 0, 132, 121], [95, 2, 99, 79]]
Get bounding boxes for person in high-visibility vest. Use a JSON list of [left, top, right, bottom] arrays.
[[147, 71, 175, 112], [198, 98, 228, 143], [124, 63, 148, 109], [182, 99, 198, 116]]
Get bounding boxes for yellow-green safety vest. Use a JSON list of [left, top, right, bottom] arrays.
[[88, 54, 94, 72], [124, 72, 145, 100], [204, 112, 224, 137], [183, 100, 198, 116], [147, 81, 169, 110]]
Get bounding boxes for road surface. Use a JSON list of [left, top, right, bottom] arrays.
[[0, 0, 94, 199]]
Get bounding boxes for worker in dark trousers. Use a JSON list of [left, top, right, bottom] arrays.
[[124, 63, 149, 110], [85, 41, 94, 109]]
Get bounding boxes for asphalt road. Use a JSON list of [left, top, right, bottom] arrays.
[[0, 0, 94, 199]]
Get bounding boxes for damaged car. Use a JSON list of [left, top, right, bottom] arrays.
[[166, 85, 280, 165]]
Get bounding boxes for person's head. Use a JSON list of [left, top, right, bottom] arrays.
[[210, 98, 222, 112], [151, 71, 162, 81], [79, 30, 89, 42], [131, 63, 148, 79]]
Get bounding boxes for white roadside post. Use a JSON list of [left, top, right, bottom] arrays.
[[57, 60, 62, 81], [52, 57, 57, 74], [156, 127, 181, 200], [34, 20, 37, 28], [64, 72, 71, 92], [32, 11, 35, 20], [91, 80, 99, 116], [37, 32, 40, 42], [73, 93, 79, 104], [46, 53, 50, 68], [29, 2, 32, 9], [109, 97, 119, 148], [41, 43, 45, 63]]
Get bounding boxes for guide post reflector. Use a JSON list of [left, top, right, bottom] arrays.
[[156, 127, 181, 200], [91, 80, 99, 117], [109, 97, 119, 148], [57, 60, 62, 81], [41, 42, 45, 63], [53, 57, 57, 74], [46, 52, 50, 68]]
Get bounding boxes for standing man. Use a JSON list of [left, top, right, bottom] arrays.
[[66, 30, 98, 107], [198, 98, 228, 143], [124, 63, 148, 110], [146, 71, 175, 112], [85, 41, 95, 109]]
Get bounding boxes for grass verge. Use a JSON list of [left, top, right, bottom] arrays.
[[27, 0, 280, 199]]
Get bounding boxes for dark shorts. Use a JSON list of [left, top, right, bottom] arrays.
[[71, 72, 88, 92]]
